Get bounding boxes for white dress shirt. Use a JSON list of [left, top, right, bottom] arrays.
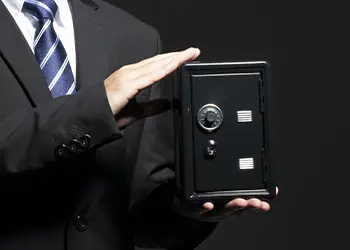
[[1, 0, 77, 79]]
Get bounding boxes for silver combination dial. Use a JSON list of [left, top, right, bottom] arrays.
[[197, 104, 223, 132]]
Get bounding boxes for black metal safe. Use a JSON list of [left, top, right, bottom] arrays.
[[172, 61, 276, 203]]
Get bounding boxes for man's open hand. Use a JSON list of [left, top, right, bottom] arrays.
[[104, 47, 200, 129], [174, 187, 279, 222]]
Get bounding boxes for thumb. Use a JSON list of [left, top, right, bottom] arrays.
[[115, 98, 171, 129]]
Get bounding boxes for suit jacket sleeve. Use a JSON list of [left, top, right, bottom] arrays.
[[128, 32, 217, 250], [0, 83, 120, 176]]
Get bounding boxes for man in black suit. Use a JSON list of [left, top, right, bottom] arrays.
[[0, 0, 276, 249]]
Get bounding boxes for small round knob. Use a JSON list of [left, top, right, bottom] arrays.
[[205, 111, 216, 124], [204, 140, 217, 158]]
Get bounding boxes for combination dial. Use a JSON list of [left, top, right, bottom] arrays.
[[197, 104, 223, 132]]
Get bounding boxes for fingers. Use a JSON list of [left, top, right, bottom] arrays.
[[202, 202, 214, 211], [132, 48, 200, 89], [202, 198, 248, 214], [132, 47, 198, 70], [141, 47, 199, 78], [225, 198, 271, 212], [225, 198, 248, 209], [247, 198, 263, 208], [133, 47, 200, 69], [171, 47, 200, 65], [247, 198, 271, 212], [201, 191, 277, 215], [131, 52, 181, 70], [198, 196, 273, 221], [198, 187, 279, 220], [261, 202, 270, 211]]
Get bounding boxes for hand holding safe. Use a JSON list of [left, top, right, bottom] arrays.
[[173, 61, 276, 203]]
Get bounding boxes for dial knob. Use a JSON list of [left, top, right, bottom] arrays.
[[197, 104, 223, 132], [205, 111, 216, 124]]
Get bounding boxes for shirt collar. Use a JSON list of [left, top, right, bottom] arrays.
[[1, 0, 25, 13], [1, 0, 68, 22], [2, 0, 71, 28]]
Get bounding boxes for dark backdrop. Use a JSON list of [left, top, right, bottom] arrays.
[[106, 1, 345, 249]]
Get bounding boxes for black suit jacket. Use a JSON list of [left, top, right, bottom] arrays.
[[0, 0, 216, 249]]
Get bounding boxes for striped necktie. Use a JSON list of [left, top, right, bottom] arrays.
[[22, 0, 76, 98]]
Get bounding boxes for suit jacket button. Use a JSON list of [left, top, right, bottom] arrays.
[[68, 139, 81, 153], [54, 145, 68, 159], [74, 215, 87, 232], [80, 134, 92, 148]]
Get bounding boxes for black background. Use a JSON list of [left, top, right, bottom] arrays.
[[107, 1, 345, 249]]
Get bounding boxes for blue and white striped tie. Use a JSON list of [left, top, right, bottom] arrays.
[[22, 0, 76, 98]]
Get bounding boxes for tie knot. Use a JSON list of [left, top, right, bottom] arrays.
[[22, 0, 58, 21]]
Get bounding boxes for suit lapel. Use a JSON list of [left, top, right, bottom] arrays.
[[0, 0, 109, 107], [70, 0, 110, 90], [0, 1, 52, 106]]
